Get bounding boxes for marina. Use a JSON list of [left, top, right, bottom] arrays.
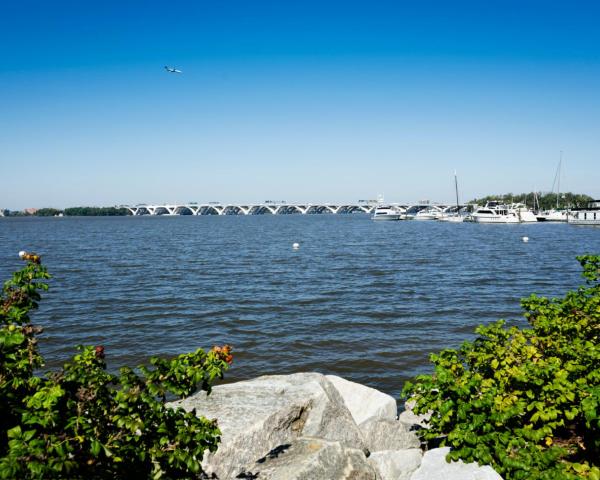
[[122, 200, 579, 224]]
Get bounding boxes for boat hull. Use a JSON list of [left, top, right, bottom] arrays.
[[440, 216, 465, 223], [537, 211, 568, 222], [472, 216, 520, 224], [568, 210, 600, 225], [518, 211, 538, 222], [568, 219, 600, 226], [372, 214, 406, 221]]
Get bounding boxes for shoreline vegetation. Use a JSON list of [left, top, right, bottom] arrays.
[[0, 192, 594, 217], [0, 253, 232, 478], [403, 255, 600, 479], [2, 206, 130, 217]]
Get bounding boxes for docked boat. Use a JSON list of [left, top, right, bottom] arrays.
[[438, 171, 465, 222], [413, 205, 443, 220], [568, 200, 600, 226], [439, 210, 466, 222], [510, 203, 538, 222], [471, 201, 520, 223], [537, 152, 568, 222], [536, 209, 568, 222], [372, 205, 406, 221]]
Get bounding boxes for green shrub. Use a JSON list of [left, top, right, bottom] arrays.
[[0, 253, 232, 479], [403, 255, 600, 480]]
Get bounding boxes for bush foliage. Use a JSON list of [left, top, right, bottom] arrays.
[[403, 255, 600, 480], [0, 253, 232, 479]]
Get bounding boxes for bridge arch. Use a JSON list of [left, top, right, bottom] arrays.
[[276, 205, 305, 214], [197, 205, 222, 215], [174, 206, 195, 215], [133, 206, 151, 215], [305, 205, 334, 214], [153, 207, 170, 215], [222, 205, 248, 215], [289, 205, 306, 214], [248, 205, 276, 215], [336, 205, 365, 214]]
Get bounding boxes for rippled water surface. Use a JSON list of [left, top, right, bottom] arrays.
[[1, 215, 598, 398]]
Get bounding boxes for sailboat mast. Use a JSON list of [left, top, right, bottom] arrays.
[[454, 170, 459, 214], [557, 151, 562, 209]]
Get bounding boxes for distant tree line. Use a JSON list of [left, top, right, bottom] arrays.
[[34, 208, 62, 216], [2, 207, 131, 217], [469, 192, 593, 211], [62, 207, 131, 216]]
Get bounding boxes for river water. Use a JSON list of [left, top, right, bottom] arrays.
[[0, 215, 598, 398]]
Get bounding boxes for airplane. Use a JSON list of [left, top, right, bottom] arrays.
[[164, 66, 182, 73]]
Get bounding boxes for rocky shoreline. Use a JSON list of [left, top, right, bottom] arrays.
[[170, 372, 503, 479]]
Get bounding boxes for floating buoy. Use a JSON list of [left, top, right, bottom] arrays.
[[292, 242, 300, 250], [521, 236, 529, 243]]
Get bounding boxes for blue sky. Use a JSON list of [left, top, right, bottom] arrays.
[[1, 0, 599, 209]]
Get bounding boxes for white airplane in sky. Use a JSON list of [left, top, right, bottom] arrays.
[[164, 66, 182, 73]]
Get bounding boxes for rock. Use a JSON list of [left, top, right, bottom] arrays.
[[359, 417, 421, 452], [398, 400, 431, 429], [239, 437, 378, 480], [170, 373, 367, 479], [409, 447, 503, 480], [368, 449, 422, 480], [326, 375, 397, 425]]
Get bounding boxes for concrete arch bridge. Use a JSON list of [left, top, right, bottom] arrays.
[[124, 203, 376, 216]]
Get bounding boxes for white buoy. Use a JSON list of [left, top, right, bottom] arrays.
[[521, 236, 529, 243], [292, 242, 300, 250], [18, 251, 26, 258]]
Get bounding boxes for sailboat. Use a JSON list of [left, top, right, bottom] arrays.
[[536, 152, 568, 222], [439, 171, 465, 222]]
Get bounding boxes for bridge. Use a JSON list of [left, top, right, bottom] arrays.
[[124, 203, 379, 216], [123, 201, 457, 216]]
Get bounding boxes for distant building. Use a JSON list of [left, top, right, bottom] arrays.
[[24, 208, 38, 215]]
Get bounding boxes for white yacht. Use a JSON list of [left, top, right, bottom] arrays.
[[413, 205, 444, 220], [568, 200, 600, 226], [471, 201, 520, 224], [438, 206, 469, 222], [510, 203, 538, 222], [439, 207, 467, 222], [445, 215, 466, 223], [372, 205, 406, 221], [536, 209, 568, 222]]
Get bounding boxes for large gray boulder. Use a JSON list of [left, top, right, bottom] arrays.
[[368, 449, 422, 480], [170, 373, 367, 479], [409, 447, 503, 480], [326, 375, 398, 425], [359, 417, 421, 452], [398, 399, 431, 429], [240, 437, 378, 480]]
